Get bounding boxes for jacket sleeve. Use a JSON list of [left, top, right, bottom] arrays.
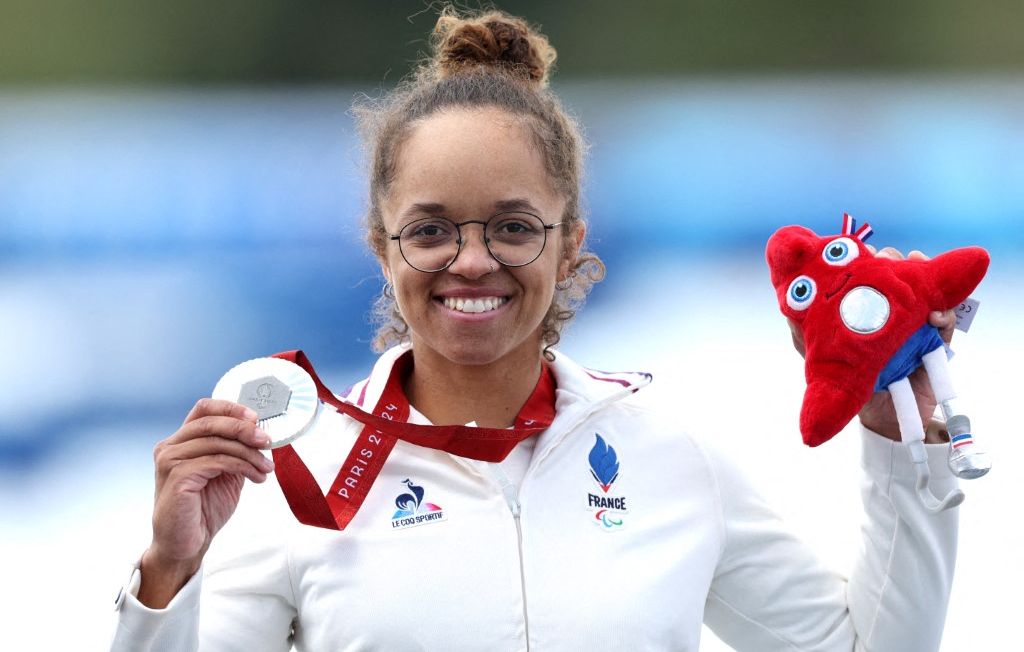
[[109, 477, 298, 652], [702, 427, 959, 652]]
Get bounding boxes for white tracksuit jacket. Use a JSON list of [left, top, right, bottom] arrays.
[[111, 346, 958, 651]]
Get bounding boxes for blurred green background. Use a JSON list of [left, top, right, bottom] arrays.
[[3, 0, 1024, 84]]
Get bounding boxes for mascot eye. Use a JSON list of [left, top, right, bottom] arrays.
[[786, 275, 816, 311], [822, 237, 860, 266]]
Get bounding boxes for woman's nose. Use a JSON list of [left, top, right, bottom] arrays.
[[447, 224, 496, 277]]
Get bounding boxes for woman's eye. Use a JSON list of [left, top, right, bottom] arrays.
[[405, 219, 453, 242], [786, 275, 816, 311], [822, 237, 860, 266], [489, 214, 544, 243], [494, 220, 536, 235]]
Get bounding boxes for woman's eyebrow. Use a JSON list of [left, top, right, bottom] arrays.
[[402, 202, 447, 218], [400, 199, 540, 222], [494, 198, 540, 213]]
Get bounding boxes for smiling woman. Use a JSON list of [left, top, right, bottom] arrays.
[[377, 106, 582, 425], [356, 13, 605, 361], [110, 6, 964, 652]]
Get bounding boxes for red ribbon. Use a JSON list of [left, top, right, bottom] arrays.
[[271, 350, 556, 530]]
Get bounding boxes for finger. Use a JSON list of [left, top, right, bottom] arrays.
[[875, 246, 905, 261], [928, 309, 957, 343], [167, 454, 269, 486], [866, 243, 877, 254], [907, 249, 930, 261], [168, 415, 270, 448], [156, 436, 275, 476], [182, 398, 258, 426]]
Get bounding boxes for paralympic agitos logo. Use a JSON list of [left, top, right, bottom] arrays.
[[586, 434, 628, 530]]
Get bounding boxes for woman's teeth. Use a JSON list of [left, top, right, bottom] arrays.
[[442, 296, 507, 314]]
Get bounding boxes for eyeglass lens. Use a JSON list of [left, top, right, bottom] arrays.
[[398, 212, 548, 272]]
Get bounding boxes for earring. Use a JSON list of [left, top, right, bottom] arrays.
[[555, 275, 574, 291], [383, 281, 395, 298]]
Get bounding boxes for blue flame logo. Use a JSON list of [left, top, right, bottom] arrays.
[[588, 434, 620, 493]]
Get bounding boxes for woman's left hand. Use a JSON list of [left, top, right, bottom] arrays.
[[855, 247, 956, 443]]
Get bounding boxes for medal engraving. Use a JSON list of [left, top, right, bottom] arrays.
[[239, 375, 292, 420], [213, 357, 320, 448]]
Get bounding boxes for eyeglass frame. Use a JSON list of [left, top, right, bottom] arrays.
[[387, 211, 565, 273]]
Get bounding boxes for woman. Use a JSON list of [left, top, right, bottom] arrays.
[[112, 8, 959, 651]]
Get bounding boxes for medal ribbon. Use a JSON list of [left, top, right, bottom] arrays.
[[270, 350, 556, 530]]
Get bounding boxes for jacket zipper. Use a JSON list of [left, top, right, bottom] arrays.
[[494, 465, 530, 651]]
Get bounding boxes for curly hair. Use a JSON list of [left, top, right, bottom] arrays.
[[354, 7, 605, 359]]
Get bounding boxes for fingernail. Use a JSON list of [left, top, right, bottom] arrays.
[[260, 456, 275, 472], [254, 427, 271, 447], [243, 407, 258, 421]]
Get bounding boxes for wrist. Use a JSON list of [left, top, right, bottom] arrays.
[[858, 415, 901, 442], [859, 415, 950, 444], [136, 546, 202, 609]]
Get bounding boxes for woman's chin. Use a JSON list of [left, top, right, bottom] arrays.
[[438, 340, 511, 367], [411, 329, 540, 369]]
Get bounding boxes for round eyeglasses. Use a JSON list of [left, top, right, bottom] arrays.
[[388, 211, 563, 273]]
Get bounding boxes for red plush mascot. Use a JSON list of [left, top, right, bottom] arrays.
[[766, 214, 991, 512]]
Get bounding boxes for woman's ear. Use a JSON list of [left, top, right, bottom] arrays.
[[559, 223, 586, 281]]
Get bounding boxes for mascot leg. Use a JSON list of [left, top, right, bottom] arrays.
[[888, 376, 965, 512], [921, 347, 991, 479]]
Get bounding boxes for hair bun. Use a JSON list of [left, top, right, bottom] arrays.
[[432, 10, 556, 87]]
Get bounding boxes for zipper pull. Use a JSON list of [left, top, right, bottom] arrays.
[[501, 478, 521, 517], [493, 465, 522, 517]]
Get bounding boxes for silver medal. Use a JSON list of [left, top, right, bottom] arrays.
[[212, 357, 320, 448]]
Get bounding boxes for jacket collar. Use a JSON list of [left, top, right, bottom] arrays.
[[345, 344, 652, 416], [336, 345, 652, 478], [548, 348, 653, 409]]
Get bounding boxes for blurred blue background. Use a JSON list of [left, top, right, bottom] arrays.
[[2, 2, 1021, 650], [4, 79, 1020, 467]]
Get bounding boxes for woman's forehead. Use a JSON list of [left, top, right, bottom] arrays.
[[400, 108, 542, 174], [384, 108, 563, 222]]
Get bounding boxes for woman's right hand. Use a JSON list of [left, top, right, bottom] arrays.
[[136, 399, 274, 608]]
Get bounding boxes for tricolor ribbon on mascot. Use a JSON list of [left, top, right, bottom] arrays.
[[270, 350, 557, 530]]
